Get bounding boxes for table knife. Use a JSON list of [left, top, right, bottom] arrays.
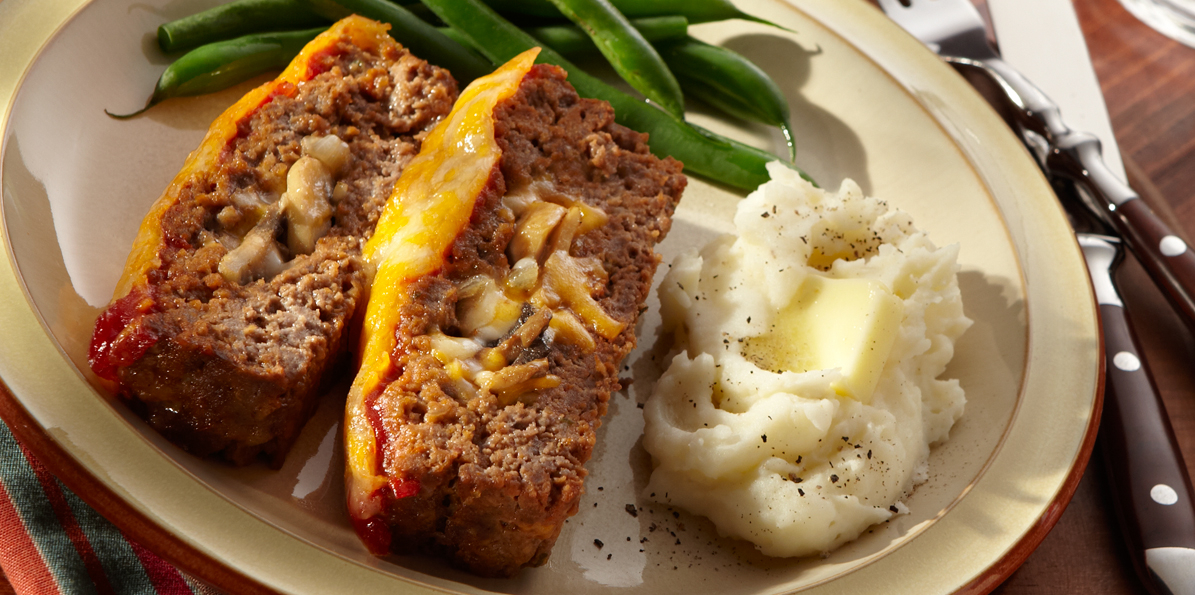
[[877, 1, 1195, 593], [968, 1, 1195, 336], [972, 3, 1195, 594]]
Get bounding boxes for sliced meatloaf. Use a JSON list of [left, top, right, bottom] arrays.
[[344, 49, 686, 577], [87, 16, 458, 467]]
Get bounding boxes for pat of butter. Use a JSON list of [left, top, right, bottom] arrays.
[[748, 276, 903, 402]]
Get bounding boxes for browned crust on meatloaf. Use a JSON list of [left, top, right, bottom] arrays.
[[117, 40, 457, 466], [370, 64, 685, 576]]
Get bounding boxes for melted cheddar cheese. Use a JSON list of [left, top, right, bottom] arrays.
[[112, 16, 396, 300], [345, 49, 540, 521]]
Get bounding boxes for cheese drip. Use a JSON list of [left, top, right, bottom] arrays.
[[346, 49, 540, 521]]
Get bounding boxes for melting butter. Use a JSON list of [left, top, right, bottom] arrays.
[[745, 276, 903, 402]]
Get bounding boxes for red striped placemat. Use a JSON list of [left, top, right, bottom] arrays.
[[0, 421, 219, 595]]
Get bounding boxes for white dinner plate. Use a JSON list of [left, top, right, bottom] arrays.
[[0, 0, 1101, 593]]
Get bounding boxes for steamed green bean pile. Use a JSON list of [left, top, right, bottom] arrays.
[[114, 0, 803, 191]]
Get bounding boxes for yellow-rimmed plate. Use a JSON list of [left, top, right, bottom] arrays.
[[0, 0, 1100, 593]]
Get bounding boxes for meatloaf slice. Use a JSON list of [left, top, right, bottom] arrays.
[[87, 16, 458, 467], [344, 49, 686, 577]]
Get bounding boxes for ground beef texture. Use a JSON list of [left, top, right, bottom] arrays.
[[87, 16, 457, 467], [344, 50, 686, 577]]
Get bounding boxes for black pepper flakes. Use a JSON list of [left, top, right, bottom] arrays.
[[625, 504, 639, 517], [594, 539, 604, 548], [830, 474, 839, 483]]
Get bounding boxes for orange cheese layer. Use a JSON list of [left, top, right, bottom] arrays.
[[345, 48, 540, 519], [111, 16, 395, 301]]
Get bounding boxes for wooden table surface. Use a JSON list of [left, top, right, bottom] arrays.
[[1, 0, 1191, 593]]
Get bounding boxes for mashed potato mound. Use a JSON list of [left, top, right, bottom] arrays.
[[642, 162, 971, 558]]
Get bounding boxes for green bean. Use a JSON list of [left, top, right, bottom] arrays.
[[657, 36, 794, 160], [108, 28, 326, 119], [528, 16, 687, 56], [542, 0, 683, 117], [300, 0, 492, 83], [480, 0, 788, 29], [421, 0, 802, 191], [440, 18, 687, 56], [437, 27, 473, 51], [157, 0, 328, 54]]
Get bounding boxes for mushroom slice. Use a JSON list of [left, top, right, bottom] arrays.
[[279, 156, 334, 255], [218, 210, 286, 284]]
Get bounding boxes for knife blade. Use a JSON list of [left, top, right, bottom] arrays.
[[987, 0, 1195, 337], [985, 2, 1195, 593]]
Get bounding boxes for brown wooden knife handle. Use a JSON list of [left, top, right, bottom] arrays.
[[1099, 302, 1195, 593], [1114, 199, 1195, 332]]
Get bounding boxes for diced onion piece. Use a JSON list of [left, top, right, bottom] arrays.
[[332, 181, 350, 204], [218, 190, 274, 237], [279, 156, 334, 255], [493, 375, 561, 406], [529, 182, 608, 235], [457, 276, 520, 341], [475, 359, 550, 393], [548, 206, 583, 255], [231, 189, 273, 210], [430, 334, 484, 363], [301, 134, 351, 173], [218, 215, 286, 284], [216, 206, 241, 230], [547, 309, 596, 350], [451, 376, 481, 402], [501, 183, 540, 217], [505, 256, 539, 293], [576, 202, 609, 235], [542, 252, 624, 340], [510, 202, 566, 263], [457, 275, 489, 299]]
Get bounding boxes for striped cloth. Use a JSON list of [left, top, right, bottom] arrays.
[[0, 421, 219, 595]]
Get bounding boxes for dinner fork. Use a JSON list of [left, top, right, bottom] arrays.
[[879, 0, 1195, 337], [876, 1, 1195, 594]]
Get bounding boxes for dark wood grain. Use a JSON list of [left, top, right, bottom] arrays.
[[992, 0, 1195, 592]]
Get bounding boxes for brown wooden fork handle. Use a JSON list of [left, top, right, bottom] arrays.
[[1113, 199, 1195, 334], [1099, 301, 1195, 595]]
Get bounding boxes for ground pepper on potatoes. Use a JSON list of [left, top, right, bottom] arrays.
[[643, 162, 971, 558]]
